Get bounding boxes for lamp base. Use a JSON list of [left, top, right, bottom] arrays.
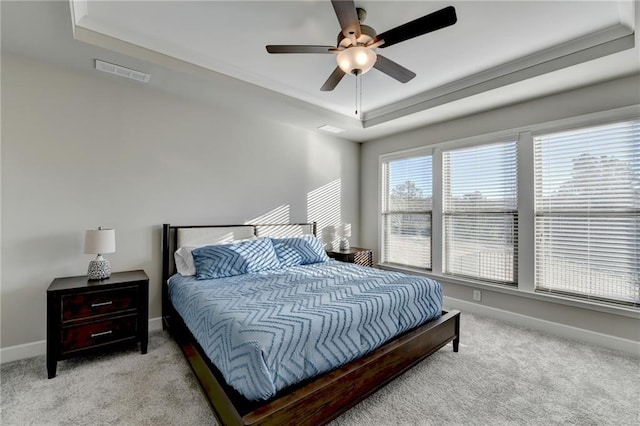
[[87, 259, 111, 281], [339, 238, 350, 251]]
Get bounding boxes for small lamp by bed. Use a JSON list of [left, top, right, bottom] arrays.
[[337, 223, 351, 251], [84, 227, 116, 281]]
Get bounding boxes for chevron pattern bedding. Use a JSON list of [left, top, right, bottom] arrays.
[[168, 260, 443, 401], [192, 238, 281, 279], [270, 235, 330, 266]]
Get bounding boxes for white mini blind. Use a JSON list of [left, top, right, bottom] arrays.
[[381, 155, 432, 269], [534, 119, 640, 305], [443, 141, 518, 283]]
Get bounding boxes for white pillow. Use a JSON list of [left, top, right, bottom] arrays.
[[174, 236, 257, 276]]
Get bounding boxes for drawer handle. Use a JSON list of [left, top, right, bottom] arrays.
[[91, 301, 113, 308], [90, 330, 113, 338]]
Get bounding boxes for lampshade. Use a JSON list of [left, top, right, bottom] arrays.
[[336, 223, 352, 238], [336, 46, 376, 75], [84, 228, 116, 255]]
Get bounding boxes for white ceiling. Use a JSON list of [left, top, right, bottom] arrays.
[[2, 1, 639, 142]]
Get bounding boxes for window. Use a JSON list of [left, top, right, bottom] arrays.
[[378, 109, 639, 309], [534, 120, 640, 305], [381, 154, 432, 269], [443, 141, 518, 283]]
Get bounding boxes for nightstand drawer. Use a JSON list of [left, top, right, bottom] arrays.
[[62, 315, 138, 352], [62, 287, 138, 321]]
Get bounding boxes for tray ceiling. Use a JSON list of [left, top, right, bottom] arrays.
[[3, 1, 637, 141]]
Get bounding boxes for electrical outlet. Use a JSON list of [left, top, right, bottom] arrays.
[[473, 290, 482, 302]]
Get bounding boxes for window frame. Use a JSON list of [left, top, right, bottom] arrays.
[[379, 147, 434, 270], [442, 140, 519, 285], [531, 119, 640, 306]]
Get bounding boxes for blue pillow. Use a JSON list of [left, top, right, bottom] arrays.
[[270, 235, 330, 267], [192, 238, 281, 279]]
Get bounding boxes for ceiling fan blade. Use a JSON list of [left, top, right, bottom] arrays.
[[320, 66, 346, 91], [331, 0, 361, 41], [266, 45, 336, 54], [373, 55, 416, 83], [375, 6, 457, 49]]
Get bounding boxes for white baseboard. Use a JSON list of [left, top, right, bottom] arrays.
[[0, 317, 164, 364], [0, 340, 47, 364], [148, 316, 163, 332], [444, 296, 640, 357]]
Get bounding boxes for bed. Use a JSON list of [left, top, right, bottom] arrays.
[[162, 223, 460, 425]]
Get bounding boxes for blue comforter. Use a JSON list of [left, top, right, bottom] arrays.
[[168, 261, 442, 400]]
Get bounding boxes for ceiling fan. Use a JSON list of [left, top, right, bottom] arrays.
[[266, 1, 457, 91]]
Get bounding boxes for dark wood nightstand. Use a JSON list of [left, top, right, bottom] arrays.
[[46, 270, 149, 378], [327, 247, 373, 267]]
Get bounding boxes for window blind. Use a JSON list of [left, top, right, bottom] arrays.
[[443, 141, 518, 283], [534, 119, 640, 305], [381, 155, 432, 269]]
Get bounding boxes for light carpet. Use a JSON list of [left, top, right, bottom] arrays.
[[1, 313, 638, 425]]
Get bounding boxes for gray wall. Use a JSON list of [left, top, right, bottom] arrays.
[[2, 51, 638, 351], [1, 54, 360, 348], [360, 74, 640, 343]]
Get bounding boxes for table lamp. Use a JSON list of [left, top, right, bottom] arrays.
[[84, 227, 116, 280], [337, 223, 351, 251]]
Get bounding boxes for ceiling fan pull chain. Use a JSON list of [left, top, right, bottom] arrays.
[[355, 72, 362, 119], [359, 72, 363, 120], [356, 75, 358, 116]]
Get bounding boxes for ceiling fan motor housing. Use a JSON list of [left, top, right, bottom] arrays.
[[338, 24, 376, 48]]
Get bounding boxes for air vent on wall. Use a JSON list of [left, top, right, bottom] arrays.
[[95, 59, 151, 83]]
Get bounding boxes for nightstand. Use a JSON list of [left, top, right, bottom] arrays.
[[327, 247, 373, 267], [46, 270, 149, 378]]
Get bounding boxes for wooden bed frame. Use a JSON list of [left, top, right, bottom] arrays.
[[162, 223, 460, 426]]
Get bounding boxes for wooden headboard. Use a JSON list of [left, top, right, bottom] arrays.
[[161, 222, 316, 326]]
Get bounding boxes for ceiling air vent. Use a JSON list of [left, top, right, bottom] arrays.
[[318, 124, 344, 134], [95, 59, 150, 83]]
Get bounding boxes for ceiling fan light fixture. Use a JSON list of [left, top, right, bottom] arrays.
[[337, 46, 376, 75]]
